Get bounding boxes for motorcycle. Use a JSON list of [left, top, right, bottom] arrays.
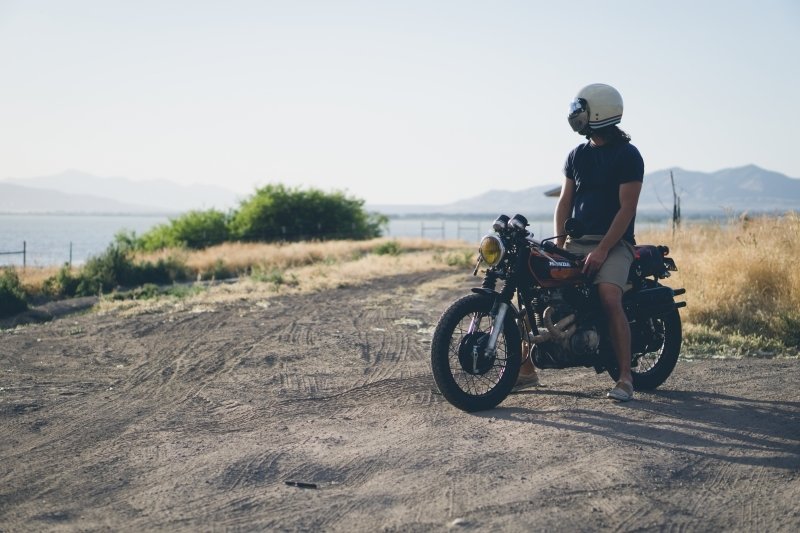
[[430, 214, 686, 412]]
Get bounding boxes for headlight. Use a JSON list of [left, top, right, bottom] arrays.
[[479, 234, 505, 266]]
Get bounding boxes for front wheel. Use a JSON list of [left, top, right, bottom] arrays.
[[431, 294, 521, 412], [607, 310, 682, 390]]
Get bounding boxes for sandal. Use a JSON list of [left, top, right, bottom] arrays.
[[607, 380, 634, 402]]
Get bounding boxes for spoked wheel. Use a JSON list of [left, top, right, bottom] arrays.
[[608, 310, 682, 390], [431, 294, 521, 412]]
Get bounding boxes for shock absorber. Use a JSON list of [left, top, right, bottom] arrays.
[[481, 270, 499, 291], [485, 280, 516, 355], [498, 280, 516, 302]]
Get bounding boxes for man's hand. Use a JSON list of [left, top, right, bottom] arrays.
[[582, 246, 609, 276]]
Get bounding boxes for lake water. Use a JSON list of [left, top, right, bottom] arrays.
[[0, 214, 171, 267], [0, 213, 669, 267]]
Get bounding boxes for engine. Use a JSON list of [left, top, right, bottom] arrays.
[[529, 287, 600, 369]]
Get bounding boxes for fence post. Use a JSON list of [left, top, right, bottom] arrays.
[[421, 221, 446, 240], [69, 242, 73, 268], [457, 221, 482, 241], [23, 241, 26, 269]]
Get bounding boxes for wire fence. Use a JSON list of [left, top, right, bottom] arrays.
[[0, 242, 78, 269], [0, 241, 26, 268], [1, 220, 553, 268], [386, 219, 552, 242]]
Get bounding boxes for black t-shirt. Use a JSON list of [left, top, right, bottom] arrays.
[[563, 140, 644, 243]]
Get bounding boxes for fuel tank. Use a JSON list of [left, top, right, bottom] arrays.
[[528, 249, 584, 287]]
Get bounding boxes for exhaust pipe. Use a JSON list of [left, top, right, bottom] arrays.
[[530, 307, 576, 344]]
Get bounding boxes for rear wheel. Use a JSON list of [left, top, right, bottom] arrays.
[[607, 310, 682, 390], [431, 294, 521, 412]]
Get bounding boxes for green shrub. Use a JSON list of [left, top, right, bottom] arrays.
[[110, 282, 206, 301], [229, 184, 387, 242], [432, 249, 474, 268], [251, 266, 298, 287], [43, 246, 190, 297], [137, 210, 230, 251], [198, 259, 236, 281], [43, 264, 82, 298], [113, 229, 139, 250], [128, 283, 161, 300], [129, 256, 190, 286], [776, 313, 800, 348], [0, 268, 28, 318], [444, 250, 475, 268], [75, 244, 132, 295], [163, 284, 206, 299], [374, 240, 402, 256]]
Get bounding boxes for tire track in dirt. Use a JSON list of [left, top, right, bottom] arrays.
[[4, 270, 799, 531], [219, 451, 286, 490], [0, 305, 288, 517]]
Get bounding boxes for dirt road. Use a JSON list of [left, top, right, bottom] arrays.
[[1, 270, 799, 531]]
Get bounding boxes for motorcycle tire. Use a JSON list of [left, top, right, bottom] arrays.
[[607, 310, 682, 390], [431, 294, 521, 412]]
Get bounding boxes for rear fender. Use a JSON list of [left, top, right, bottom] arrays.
[[624, 286, 682, 319]]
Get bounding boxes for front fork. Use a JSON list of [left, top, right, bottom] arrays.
[[485, 301, 509, 355], [466, 299, 510, 357]]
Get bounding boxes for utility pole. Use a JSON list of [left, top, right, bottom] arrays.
[[670, 170, 681, 236]]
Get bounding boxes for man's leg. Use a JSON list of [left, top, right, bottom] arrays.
[[515, 339, 539, 389], [597, 282, 634, 397]]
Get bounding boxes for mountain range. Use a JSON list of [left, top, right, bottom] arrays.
[[0, 170, 241, 214], [1, 165, 798, 216], [369, 165, 800, 217]]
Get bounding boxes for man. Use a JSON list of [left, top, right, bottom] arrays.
[[516, 83, 643, 402]]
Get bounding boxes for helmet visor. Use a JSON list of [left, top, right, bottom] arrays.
[[568, 98, 588, 133]]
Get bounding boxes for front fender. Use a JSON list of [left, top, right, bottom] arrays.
[[470, 288, 520, 319]]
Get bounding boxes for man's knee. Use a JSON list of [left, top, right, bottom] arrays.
[[597, 282, 623, 311]]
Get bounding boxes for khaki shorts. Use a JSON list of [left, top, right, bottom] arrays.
[[565, 235, 634, 290]]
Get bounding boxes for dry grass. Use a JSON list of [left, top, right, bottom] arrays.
[[135, 237, 470, 280], [13, 265, 63, 296], [95, 250, 475, 318], [11, 216, 800, 356], [637, 212, 800, 355]]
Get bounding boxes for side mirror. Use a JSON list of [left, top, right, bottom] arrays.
[[564, 218, 585, 239]]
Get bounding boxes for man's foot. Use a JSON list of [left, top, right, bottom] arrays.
[[607, 380, 634, 402], [513, 370, 540, 391]]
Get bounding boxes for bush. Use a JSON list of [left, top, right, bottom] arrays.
[[42, 264, 82, 298], [0, 268, 28, 318], [374, 240, 402, 256], [197, 259, 236, 281], [229, 184, 387, 242], [75, 244, 132, 295], [250, 265, 299, 287], [110, 283, 206, 301], [126, 283, 161, 300], [42, 246, 190, 297], [129, 256, 191, 286], [136, 210, 230, 251], [444, 250, 474, 267]]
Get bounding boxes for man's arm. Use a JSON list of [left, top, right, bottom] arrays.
[[581, 181, 642, 275], [554, 178, 575, 248]]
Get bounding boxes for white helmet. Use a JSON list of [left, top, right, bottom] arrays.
[[568, 83, 623, 135]]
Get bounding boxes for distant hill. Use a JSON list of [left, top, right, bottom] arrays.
[[0, 182, 162, 214], [369, 165, 800, 217], [2, 170, 241, 213], [639, 165, 800, 214]]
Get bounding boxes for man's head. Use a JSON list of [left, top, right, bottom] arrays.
[[568, 83, 624, 136]]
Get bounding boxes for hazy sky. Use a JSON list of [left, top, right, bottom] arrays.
[[1, 0, 798, 204]]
